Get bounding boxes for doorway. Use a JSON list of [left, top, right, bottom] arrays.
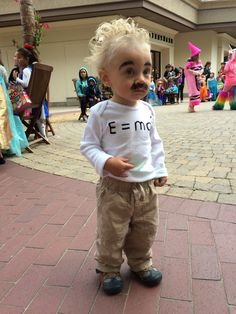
[[151, 50, 161, 81]]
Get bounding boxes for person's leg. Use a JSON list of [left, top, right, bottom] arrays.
[[124, 180, 161, 286], [79, 96, 87, 119], [96, 177, 132, 294], [124, 180, 159, 272], [213, 89, 228, 110], [180, 87, 184, 101], [188, 95, 200, 112], [228, 88, 236, 110]]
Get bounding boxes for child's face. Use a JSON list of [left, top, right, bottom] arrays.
[[16, 52, 28, 68], [100, 43, 152, 106]]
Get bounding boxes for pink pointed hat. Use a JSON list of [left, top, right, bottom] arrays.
[[188, 41, 201, 57]]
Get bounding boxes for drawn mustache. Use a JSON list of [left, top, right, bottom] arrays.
[[131, 82, 149, 91]]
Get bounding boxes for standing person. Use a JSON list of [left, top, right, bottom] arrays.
[[0, 61, 9, 164], [184, 41, 203, 112], [213, 48, 236, 110], [203, 61, 211, 81], [146, 75, 157, 105], [199, 74, 208, 102], [0, 55, 8, 86], [207, 72, 217, 101], [163, 64, 175, 89], [0, 58, 10, 163], [177, 66, 185, 102], [76, 67, 89, 121], [0, 63, 28, 159], [80, 18, 168, 295]]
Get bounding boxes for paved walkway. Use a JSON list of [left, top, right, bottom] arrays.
[[11, 100, 236, 205], [0, 100, 236, 313]]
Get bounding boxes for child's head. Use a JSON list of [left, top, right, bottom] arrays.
[[87, 18, 152, 106], [16, 47, 39, 68], [87, 76, 97, 86], [16, 48, 30, 68], [209, 72, 215, 78], [157, 79, 164, 86]]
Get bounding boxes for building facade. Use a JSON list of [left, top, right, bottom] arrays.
[[0, 0, 236, 104]]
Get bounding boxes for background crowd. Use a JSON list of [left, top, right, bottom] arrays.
[[74, 56, 227, 114], [0, 42, 233, 164]]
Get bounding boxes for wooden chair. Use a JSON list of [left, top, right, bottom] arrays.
[[44, 89, 55, 136], [20, 63, 53, 150]]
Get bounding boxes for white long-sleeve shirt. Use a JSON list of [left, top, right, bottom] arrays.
[[16, 67, 31, 88], [80, 100, 168, 182]]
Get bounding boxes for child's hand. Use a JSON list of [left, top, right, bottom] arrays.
[[154, 176, 168, 187], [12, 70, 18, 80], [104, 157, 134, 177]]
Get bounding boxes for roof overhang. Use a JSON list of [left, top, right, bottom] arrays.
[[0, 0, 236, 39]]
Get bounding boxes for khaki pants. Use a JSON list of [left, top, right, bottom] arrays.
[[95, 177, 159, 273]]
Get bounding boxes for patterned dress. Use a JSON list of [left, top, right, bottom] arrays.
[[0, 74, 28, 156]]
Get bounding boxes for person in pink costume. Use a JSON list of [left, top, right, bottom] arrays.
[[213, 48, 236, 110], [184, 42, 203, 112]]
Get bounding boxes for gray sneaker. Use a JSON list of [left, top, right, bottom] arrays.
[[133, 266, 162, 287], [96, 269, 123, 295]]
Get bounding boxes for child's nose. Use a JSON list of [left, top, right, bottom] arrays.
[[135, 73, 146, 83]]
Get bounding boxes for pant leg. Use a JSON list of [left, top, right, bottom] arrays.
[[179, 86, 184, 101], [124, 181, 159, 272], [79, 96, 87, 116], [213, 90, 228, 110], [230, 86, 236, 110], [95, 178, 132, 273]]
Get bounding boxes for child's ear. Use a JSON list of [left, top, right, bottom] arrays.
[[99, 69, 111, 86]]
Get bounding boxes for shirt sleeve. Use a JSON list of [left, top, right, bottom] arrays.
[[16, 67, 31, 88], [76, 80, 83, 97], [149, 110, 168, 178], [80, 107, 113, 176]]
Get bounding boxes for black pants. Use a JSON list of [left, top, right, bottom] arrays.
[[178, 86, 184, 101], [79, 96, 87, 116]]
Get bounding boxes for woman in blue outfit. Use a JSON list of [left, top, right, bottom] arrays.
[[0, 67, 28, 160], [207, 72, 218, 101], [76, 67, 89, 121]]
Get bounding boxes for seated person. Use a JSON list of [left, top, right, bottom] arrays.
[[164, 82, 178, 104], [86, 76, 101, 108]]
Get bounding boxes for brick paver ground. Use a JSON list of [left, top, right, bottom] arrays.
[[1, 100, 236, 313], [1, 161, 236, 314], [10, 100, 236, 205]]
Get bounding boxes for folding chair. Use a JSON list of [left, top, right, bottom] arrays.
[[20, 63, 53, 150]]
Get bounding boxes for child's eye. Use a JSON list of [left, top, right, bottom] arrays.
[[125, 68, 135, 76], [143, 68, 151, 76]]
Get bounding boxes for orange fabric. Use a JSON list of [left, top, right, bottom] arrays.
[[200, 84, 207, 101]]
